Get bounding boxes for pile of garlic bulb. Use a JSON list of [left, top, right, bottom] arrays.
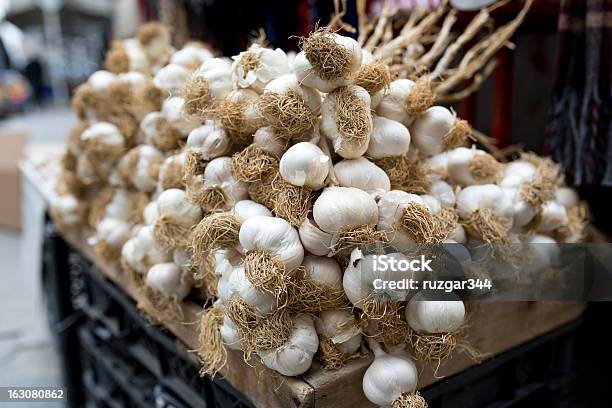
[[52, 22, 591, 408]]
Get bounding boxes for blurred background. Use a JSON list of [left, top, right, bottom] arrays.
[[0, 0, 610, 406]]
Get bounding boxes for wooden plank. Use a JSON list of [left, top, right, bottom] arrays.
[[61, 229, 586, 408]]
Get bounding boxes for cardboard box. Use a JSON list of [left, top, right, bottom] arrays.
[[0, 130, 27, 230]]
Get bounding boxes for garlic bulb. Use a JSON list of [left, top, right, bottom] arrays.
[[555, 187, 579, 208], [279, 142, 329, 188], [298, 217, 334, 256], [239, 215, 304, 271], [537, 201, 568, 232], [158, 153, 185, 190], [334, 157, 390, 198], [312, 187, 378, 234], [182, 57, 233, 116], [498, 160, 537, 190], [138, 22, 172, 63], [105, 39, 149, 74], [170, 43, 213, 71], [362, 346, 420, 407], [223, 266, 277, 315], [186, 121, 230, 160], [427, 152, 449, 181], [232, 44, 290, 93], [303, 255, 343, 289], [410, 106, 462, 156], [526, 233, 560, 270], [503, 187, 539, 228], [406, 291, 465, 333], [253, 126, 288, 158], [428, 180, 456, 207], [140, 112, 182, 152], [321, 85, 372, 159], [456, 184, 514, 242], [447, 147, 502, 186], [123, 145, 165, 193], [162, 96, 201, 135], [157, 188, 202, 227], [146, 262, 191, 300], [96, 217, 132, 251], [220, 88, 262, 134], [51, 194, 84, 228], [153, 63, 189, 95], [232, 200, 272, 223], [89, 70, 116, 91], [366, 116, 411, 159], [377, 190, 434, 250], [122, 225, 172, 274], [80, 122, 125, 165], [259, 314, 319, 376], [202, 157, 249, 208], [375, 79, 422, 127], [315, 309, 361, 355], [220, 313, 244, 351]]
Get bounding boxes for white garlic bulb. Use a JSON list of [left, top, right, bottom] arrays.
[[88, 70, 116, 91], [223, 88, 262, 132], [158, 153, 185, 190], [298, 217, 333, 256], [223, 266, 277, 315], [321, 85, 372, 159], [526, 233, 560, 270], [377, 190, 431, 250], [293, 33, 362, 92], [315, 309, 361, 355], [162, 96, 201, 135], [146, 262, 191, 300], [122, 38, 150, 73], [303, 255, 343, 289], [220, 313, 243, 351], [456, 184, 514, 240], [140, 112, 181, 151], [427, 152, 449, 181], [279, 142, 330, 188], [232, 200, 272, 223], [366, 116, 411, 159], [101, 189, 136, 223], [170, 43, 213, 70], [362, 346, 419, 407], [537, 201, 568, 232], [187, 57, 234, 103], [375, 79, 419, 126], [406, 291, 465, 333], [555, 187, 579, 208], [232, 44, 290, 93], [51, 194, 83, 227], [259, 314, 319, 376], [157, 188, 202, 227], [154, 63, 189, 95], [410, 106, 456, 156], [186, 121, 230, 160], [263, 73, 322, 115], [312, 187, 378, 234], [333, 157, 390, 198], [203, 157, 249, 208], [253, 126, 288, 158], [131, 145, 165, 193], [447, 147, 501, 186], [239, 216, 304, 271], [81, 122, 125, 151], [96, 217, 132, 251], [498, 160, 537, 190], [428, 180, 456, 207], [503, 187, 539, 228]]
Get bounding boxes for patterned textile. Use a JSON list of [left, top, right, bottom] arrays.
[[545, 0, 612, 185]]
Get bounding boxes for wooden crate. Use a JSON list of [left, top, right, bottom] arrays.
[[60, 229, 586, 408]]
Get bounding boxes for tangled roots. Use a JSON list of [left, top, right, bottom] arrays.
[[160, 160, 186, 190], [468, 154, 503, 184], [83, 138, 124, 168], [463, 208, 510, 244], [405, 79, 435, 116], [259, 91, 315, 138], [317, 338, 348, 369], [214, 101, 257, 149], [519, 158, 561, 208], [197, 305, 227, 376], [151, 116, 182, 151], [333, 87, 372, 146], [135, 82, 163, 116], [330, 224, 387, 256], [288, 275, 348, 313], [88, 188, 114, 228], [230, 145, 278, 182], [96, 240, 121, 263], [191, 213, 240, 266], [243, 250, 288, 296], [555, 203, 589, 242], [184, 149, 208, 180], [104, 41, 130, 74], [391, 391, 428, 408], [376, 156, 431, 194], [409, 331, 457, 364], [434, 207, 460, 240], [182, 76, 212, 118], [139, 285, 184, 325], [271, 175, 312, 226], [401, 203, 438, 243], [442, 119, 471, 151], [301, 28, 352, 81], [238, 51, 260, 78], [353, 62, 391, 94], [360, 298, 402, 321], [186, 179, 228, 211], [153, 215, 193, 251]]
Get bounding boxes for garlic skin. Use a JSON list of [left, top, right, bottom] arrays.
[[146, 262, 191, 300], [264, 73, 322, 115], [343, 249, 417, 308], [313, 187, 379, 234], [498, 160, 537, 190], [303, 255, 343, 289], [447, 147, 498, 186], [203, 157, 249, 207], [52, 195, 83, 227], [191, 57, 234, 102], [132, 145, 165, 193], [321, 85, 372, 159], [253, 127, 288, 158], [232, 44, 290, 93], [334, 157, 390, 198], [429, 180, 456, 207], [366, 116, 411, 159], [315, 309, 362, 355], [123, 38, 150, 73], [123, 225, 172, 273], [220, 313, 244, 351], [154, 63, 189, 95], [171, 44, 213, 70], [448, 224, 467, 243], [279, 142, 330, 188], [259, 314, 319, 376], [406, 291, 466, 333], [186, 121, 230, 160], [362, 349, 419, 407], [375, 79, 418, 126], [102, 189, 137, 223], [96, 217, 132, 249], [555, 187, 579, 208], [537, 201, 568, 232], [503, 187, 538, 228], [162, 96, 200, 135], [427, 152, 449, 181], [157, 188, 202, 226], [232, 200, 272, 223], [293, 34, 362, 92], [410, 106, 456, 156], [377, 190, 430, 250], [239, 216, 304, 271], [456, 184, 514, 226], [298, 217, 333, 256], [81, 122, 125, 149], [89, 70, 116, 91], [224, 266, 277, 315]]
